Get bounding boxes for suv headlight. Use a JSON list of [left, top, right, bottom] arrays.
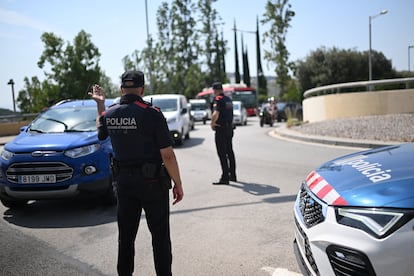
[[64, 144, 100, 158], [336, 207, 413, 239], [0, 149, 13, 161]]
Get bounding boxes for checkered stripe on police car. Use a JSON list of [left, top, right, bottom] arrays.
[[306, 171, 347, 205]]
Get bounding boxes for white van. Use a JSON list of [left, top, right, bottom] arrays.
[[143, 94, 191, 145], [189, 99, 211, 124]]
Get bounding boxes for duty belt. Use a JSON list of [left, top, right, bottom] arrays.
[[219, 122, 233, 127], [115, 160, 163, 178], [117, 161, 143, 170]]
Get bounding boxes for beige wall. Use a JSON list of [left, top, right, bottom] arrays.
[[0, 121, 31, 136], [303, 89, 414, 123]]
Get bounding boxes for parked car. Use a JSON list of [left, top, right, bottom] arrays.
[[189, 99, 211, 125], [0, 99, 117, 208], [293, 142, 414, 276], [143, 94, 191, 145], [232, 101, 247, 125], [276, 102, 303, 122]]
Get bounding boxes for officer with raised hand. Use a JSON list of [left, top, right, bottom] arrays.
[[90, 70, 184, 276], [210, 82, 237, 185]]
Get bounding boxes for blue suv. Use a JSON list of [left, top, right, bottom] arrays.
[[0, 99, 116, 208]]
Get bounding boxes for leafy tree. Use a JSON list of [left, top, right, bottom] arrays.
[[282, 78, 301, 102], [198, 0, 215, 77], [198, 0, 224, 86], [17, 77, 60, 113], [169, 0, 200, 96], [123, 0, 226, 98], [37, 30, 104, 99], [127, 0, 203, 97], [16, 77, 42, 113], [152, 2, 174, 94], [17, 30, 115, 112], [368, 50, 397, 80], [122, 50, 143, 72], [294, 47, 397, 93], [17, 77, 63, 113], [262, 0, 295, 100]]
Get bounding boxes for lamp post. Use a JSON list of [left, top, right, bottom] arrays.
[[368, 9, 388, 87], [7, 79, 16, 113], [144, 0, 153, 94], [409, 45, 414, 72]]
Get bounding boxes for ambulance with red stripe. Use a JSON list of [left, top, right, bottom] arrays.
[[293, 143, 414, 276]]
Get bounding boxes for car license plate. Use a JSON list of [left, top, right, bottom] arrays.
[[18, 174, 56, 184]]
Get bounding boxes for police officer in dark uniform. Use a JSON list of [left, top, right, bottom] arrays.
[[210, 82, 237, 185], [90, 70, 184, 276]]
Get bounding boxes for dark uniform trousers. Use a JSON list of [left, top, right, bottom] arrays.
[[116, 168, 172, 276], [215, 124, 236, 181]]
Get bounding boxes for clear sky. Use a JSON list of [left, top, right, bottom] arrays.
[[1, 0, 413, 111]]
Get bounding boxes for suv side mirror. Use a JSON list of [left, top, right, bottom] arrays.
[[181, 108, 187, 114]]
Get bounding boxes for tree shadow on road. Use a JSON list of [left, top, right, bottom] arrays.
[[229, 181, 280, 196], [229, 180, 297, 204]]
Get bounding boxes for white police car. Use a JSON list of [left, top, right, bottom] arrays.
[[293, 143, 414, 276]]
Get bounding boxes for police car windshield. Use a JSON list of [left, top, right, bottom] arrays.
[[29, 107, 97, 133], [152, 99, 178, 112]]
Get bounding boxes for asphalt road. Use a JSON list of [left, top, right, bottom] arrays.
[[0, 117, 360, 275]]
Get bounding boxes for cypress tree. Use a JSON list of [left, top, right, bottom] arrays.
[[220, 30, 226, 80], [234, 21, 241, 83], [256, 16, 267, 97], [242, 35, 251, 86]]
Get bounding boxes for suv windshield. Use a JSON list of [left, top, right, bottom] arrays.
[[191, 103, 207, 110], [152, 99, 178, 112], [29, 106, 97, 133]]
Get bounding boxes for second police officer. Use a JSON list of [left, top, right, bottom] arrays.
[[210, 82, 237, 185], [90, 70, 184, 276]]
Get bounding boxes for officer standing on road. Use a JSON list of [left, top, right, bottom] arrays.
[[90, 70, 184, 276], [210, 82, 237, 185]]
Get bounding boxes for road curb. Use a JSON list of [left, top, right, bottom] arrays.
[[271, 126, 400, 149], [0, 136, 16, 146]]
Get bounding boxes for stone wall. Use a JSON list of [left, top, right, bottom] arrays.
[[303, 89, 414, 123]]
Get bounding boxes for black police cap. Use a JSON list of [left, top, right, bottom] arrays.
[[212, 82, 223, 90], [121, 70, 145, 88]]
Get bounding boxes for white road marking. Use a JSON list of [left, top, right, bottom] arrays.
[[261, 266, 303, 276]]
